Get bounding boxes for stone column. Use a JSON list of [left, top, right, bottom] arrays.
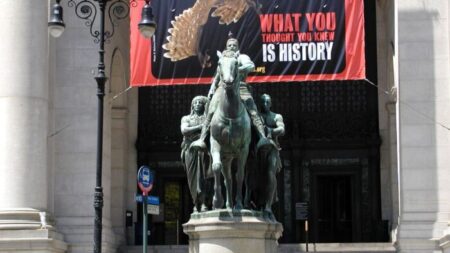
[[0, 1, 66, 252], [396, 0, 450, 252]]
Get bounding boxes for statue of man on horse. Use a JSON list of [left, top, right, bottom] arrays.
[[188, 36, 270, 210], [191, 37, 271, 152]]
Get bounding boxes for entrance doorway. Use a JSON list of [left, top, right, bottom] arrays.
[[135, 175, 192, 245], [311, 172, 359, 243], [161, 180, 190, 244], [151, 178, 191, 245]]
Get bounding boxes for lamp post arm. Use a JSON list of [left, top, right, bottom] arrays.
[[66, 0, 129, 43]]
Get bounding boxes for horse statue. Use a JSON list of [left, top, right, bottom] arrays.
[[209, 50, 251, 210]]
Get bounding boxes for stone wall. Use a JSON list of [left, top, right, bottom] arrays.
[[396, 0, 450, 252]]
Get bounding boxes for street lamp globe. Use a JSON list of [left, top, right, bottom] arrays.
[[48, 1, 65, 38], [138, 3, 157, 38]]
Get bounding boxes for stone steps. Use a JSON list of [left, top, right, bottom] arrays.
[[279, 243, 396, 252], [123, 243, 396, 253], [123, 245, 187, 253]]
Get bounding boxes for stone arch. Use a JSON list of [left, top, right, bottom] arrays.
[[110, 48, 128, 108], [108, 48, 131, 245]]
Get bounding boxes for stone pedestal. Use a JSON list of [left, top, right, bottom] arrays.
[[183, 210, 283, 253], [0, 229, 67, 253], [0, 209, 67, 253], [440, 224, 450, 253]]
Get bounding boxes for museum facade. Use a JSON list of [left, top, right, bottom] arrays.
[[0, 1, 449, 253]]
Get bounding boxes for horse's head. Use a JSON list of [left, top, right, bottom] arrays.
[[217, 50, 239, 90]]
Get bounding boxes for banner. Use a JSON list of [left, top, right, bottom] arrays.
[[130, 0, 365, 86]]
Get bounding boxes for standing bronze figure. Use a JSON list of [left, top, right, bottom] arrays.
[[181, 96, 211, 213], [258, 94, 285, 220]]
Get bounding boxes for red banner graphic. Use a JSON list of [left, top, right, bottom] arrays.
[[130, 0, 365, 86]]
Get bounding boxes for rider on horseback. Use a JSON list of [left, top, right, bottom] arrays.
[[191, 37, 270, 151]]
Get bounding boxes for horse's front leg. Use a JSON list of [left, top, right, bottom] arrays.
[[210, 138, 223, 209], [235, 146, 249, 210], [222, 157, 233, 209]]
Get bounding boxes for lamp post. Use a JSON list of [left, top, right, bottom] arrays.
[[48, 1, 156, 253]]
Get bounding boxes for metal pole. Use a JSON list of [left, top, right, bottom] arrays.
[[176, 219, 179, 245], [143, 195, 148, 253], [93, 1, 108, 253], [305, 220, 309, 252]]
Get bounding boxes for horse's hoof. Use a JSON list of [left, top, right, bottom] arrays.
[[200, 204, 208, 212], [213, 197, 223, 209], [263, 209, 276, 222], [234, 203, 243, 211]]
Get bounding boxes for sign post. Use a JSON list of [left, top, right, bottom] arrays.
[[305, 219, 309, 252], [143, 192, 148, 253], [296, 202, 309, 252], [137, 166, 154, 253]]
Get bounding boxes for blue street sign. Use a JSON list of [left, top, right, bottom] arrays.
[[135, 194, 144, 203], [137, 166, 154, 195], [148, 196, 160, 205], [135, 194, 160, 205]]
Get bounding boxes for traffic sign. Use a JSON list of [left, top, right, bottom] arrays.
[[296, 202, 309, 220], [135, 194, 145, 203], [135, 194, 160, 205], [148, 195, 160, 205], [137, 166, 154, 195], [147, 204, 160, 215]]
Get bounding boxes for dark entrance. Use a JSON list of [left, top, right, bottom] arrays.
[[313, 174, 356, 242], [159, 178, 191, 245]]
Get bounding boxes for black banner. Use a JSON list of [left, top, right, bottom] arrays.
[[130, 0, 365, 86]]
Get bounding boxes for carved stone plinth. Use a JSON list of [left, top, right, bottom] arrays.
[[0, 209, 67, 253], [183, 210, 283, 253], [440, 224, 450, 253]]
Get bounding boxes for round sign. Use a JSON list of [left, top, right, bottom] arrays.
[[137, 166, 154, 195]]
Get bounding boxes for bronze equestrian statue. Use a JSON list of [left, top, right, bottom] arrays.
[[191, 37, 270, 153], [182, 37, 284, 216], [205, 49, 250, 209]]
